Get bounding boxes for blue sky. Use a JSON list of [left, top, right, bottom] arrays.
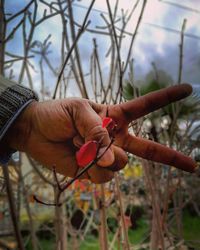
[[4, 0, 200, 97]]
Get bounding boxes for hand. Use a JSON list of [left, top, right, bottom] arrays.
[[4, 84, 196, 183]]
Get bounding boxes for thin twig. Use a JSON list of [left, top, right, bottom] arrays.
[[53, 166, 62, 190], [7, 0, 34, 22], [93, 39, 106, 101], [2, 165, 25, 250], [177, 18, 186, 84], [18, 2, 38, 83], [67, 0, 88, 99], [0, 0, 6, 75], [61, 138, 114, 191], [34, 137, 114, 206], [3, 18, 24, 43], [123, 0, 147, 74], [57, 0, 84, 97], [27, 155, 54, 186], [100, 13, 116, 104], [53, 0, 95, 99], [106, 0, 123, 87]]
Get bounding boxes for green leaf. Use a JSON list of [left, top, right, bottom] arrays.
[[122, 82, 134, 100]]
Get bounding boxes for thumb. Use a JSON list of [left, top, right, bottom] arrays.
[[73, 100, 114, 167]]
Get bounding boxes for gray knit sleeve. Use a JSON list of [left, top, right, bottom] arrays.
[[0, 75, 38, 163]]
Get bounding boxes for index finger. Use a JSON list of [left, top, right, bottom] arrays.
[[119, 84, 192, 124]]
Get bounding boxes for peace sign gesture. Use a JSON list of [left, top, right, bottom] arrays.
[[3, 83, 196, 183]]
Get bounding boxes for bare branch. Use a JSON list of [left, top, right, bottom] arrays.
[[106, 0, 123, 76], [123, 0, 147, 74], [2, 18, 24, 43], [7, 0, 34, 23], [27, 155, 54, 186], [177, 18, 187, 84], [2, 165, 25, 250], [52, 0, 95, 99]]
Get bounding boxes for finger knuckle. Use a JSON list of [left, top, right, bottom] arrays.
[[86, 125, 108, 142]]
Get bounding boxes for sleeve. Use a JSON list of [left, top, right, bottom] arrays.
[[0, 75, 38, 164]]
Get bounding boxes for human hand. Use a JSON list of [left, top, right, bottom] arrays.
[[4, 84, 196, 183]]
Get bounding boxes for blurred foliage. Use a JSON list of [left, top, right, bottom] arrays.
[[122, 81, 135, 100], [24, 211, 200, 249], [123, 163, 143, 180], [123, 69, 200, 119]]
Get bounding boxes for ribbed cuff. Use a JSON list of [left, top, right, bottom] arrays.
[[0, 84, 38, 164], [0, 84, 38, 141]]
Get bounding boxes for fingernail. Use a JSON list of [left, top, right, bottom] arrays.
[[97, 147, 114, 167]]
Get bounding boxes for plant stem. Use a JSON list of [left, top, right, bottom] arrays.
[[114, 173, 130, 250], [53, 0, 95, 99], [99, 183, 108, 250], [2, 164, 25, 250]]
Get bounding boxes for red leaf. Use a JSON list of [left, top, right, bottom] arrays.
[[102, 117, 113, 128], [76, 141, 98, 168]]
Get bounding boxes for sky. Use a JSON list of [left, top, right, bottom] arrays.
[[4, 0, 200, 97]]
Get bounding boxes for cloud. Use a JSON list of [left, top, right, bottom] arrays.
[[4, 0, 200, 96]]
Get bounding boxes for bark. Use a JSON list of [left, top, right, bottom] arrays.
[[54, 188, 68, 250]]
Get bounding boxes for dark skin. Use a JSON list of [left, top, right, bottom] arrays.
[[2, 84, 197, 183]]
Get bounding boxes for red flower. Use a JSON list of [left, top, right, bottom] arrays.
[[76, 141, 98, 168]]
